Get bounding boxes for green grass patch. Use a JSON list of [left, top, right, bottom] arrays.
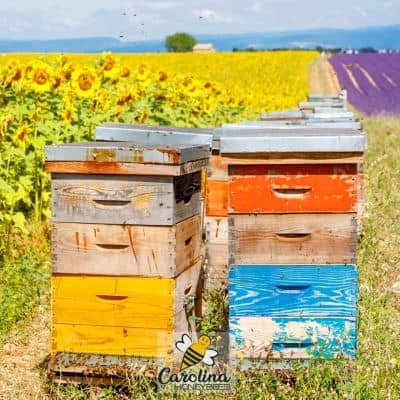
[[0, 223, 50, 340]]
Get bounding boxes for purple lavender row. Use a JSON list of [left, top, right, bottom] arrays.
[[330, 53, 400, 116]]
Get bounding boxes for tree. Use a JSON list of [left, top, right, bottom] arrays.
[[359, 47, 377, 53], [165, 33, 196, 52]]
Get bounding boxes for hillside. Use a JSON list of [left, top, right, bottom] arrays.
[[1, 24, 400, 53]]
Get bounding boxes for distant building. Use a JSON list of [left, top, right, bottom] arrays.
[[193, 43, 216, 53]]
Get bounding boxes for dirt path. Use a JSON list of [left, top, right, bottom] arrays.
[[0, 308, 50, 399], [309, 53, 341, 96]]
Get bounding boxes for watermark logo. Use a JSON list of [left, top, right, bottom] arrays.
[[157, 333, 232, 393], [177, 334, 218, 370]]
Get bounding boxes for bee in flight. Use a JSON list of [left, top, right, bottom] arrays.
[[176, 334, 218, 371]]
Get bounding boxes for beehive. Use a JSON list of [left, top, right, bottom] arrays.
[[205, 125, 366, 290], [220, 126, 366, 366], [94, 123, 228, 291], [46, 141, 209, 378]]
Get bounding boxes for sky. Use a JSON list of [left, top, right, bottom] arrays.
[[0, 0, 399, 41]]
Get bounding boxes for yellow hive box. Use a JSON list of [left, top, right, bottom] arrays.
[[51, 259, 202, 372]]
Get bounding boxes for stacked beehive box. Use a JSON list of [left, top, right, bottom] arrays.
[[220, 127, 367, 366], [95, 123, 230, 291], [94, 123, 226, 291], [45, 141, 209, 378]]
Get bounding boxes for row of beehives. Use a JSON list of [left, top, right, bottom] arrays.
[[45, 91, 366, 379]]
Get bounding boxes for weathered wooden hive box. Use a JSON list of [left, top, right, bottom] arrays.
[[94, 123, 228, 291], [225, 120, 362, 130], [45, 141, 209, 378], [94, 123, 225, 290], [219, 128, 367, 366], [299, 100, 346, 113], [261, 110, 305, 121], [206, 124, 366, 290]]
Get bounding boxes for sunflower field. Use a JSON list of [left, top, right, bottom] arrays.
[[0, 51, 316, 240]]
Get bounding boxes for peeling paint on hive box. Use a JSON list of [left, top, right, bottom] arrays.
[[228, 164, 358, 213], [45, 142, 210, 165], [51, 172, 201, 226], [229, 317, 356, 360], [229, 264, 358, 317]]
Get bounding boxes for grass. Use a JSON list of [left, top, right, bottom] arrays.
[[0, 115, 399, 399], [0, 222, 50, 341]]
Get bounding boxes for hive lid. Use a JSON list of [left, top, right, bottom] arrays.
[[219, 129, 367, 153], [314, 107, 349, 114], [261, 110, 304, 120], [307, 112, 354, 120], [95, 123, 214, 147], [299, 101, 345, 108], [308, 95, 344, 102], [221, 121, 361, 130], [45, 141, 210, 164]]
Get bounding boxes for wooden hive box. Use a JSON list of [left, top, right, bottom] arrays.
[[220, 128, 366, 234], [260, 110, 305, 121], [207, 126, 366, 289], [50, 259, 203, 374], [45, 141, 209, 278], [52, 214, 201, 277], [308, 94, 346, 103], [299, 100, 345, 113], [204, 216, 228, 289], [229, 120, 362, 130], [45, 142, 209, 227], [229, 264, 358, 364], [92, 123, 224, 291]]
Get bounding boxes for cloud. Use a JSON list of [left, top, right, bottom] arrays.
[[0, 0, 399, 41]]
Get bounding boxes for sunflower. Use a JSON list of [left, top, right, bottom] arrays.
[[27, 61, 53, 93], [92, 88, 112, 111], [181, 75, 200, 97], [57, 54, 70, 67], [61, 61, 74, 82], [116, 90, 134, 106], [157, 70, 168, 83], [136, 64, 151, 86], [101, 53, 120, 80], [4, 62, 24, 88], [63, 106, 75, 125], [71, 66, 100, 98], [13, 124, 31, 148], [120, 66, 131, 79], [52, 73, 63, 90]]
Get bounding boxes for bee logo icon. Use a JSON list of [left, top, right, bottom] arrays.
[[176, 334, 218, 371]]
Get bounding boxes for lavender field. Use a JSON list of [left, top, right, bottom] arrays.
[[330, 53, 400, 115]]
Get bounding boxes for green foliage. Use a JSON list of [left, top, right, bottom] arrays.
[[201, 288, 228, 335], [165, 33, 197, 52], [0, 223, 50, 339]]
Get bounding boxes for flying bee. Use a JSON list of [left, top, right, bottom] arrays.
[[176, 334, 218, 371]]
